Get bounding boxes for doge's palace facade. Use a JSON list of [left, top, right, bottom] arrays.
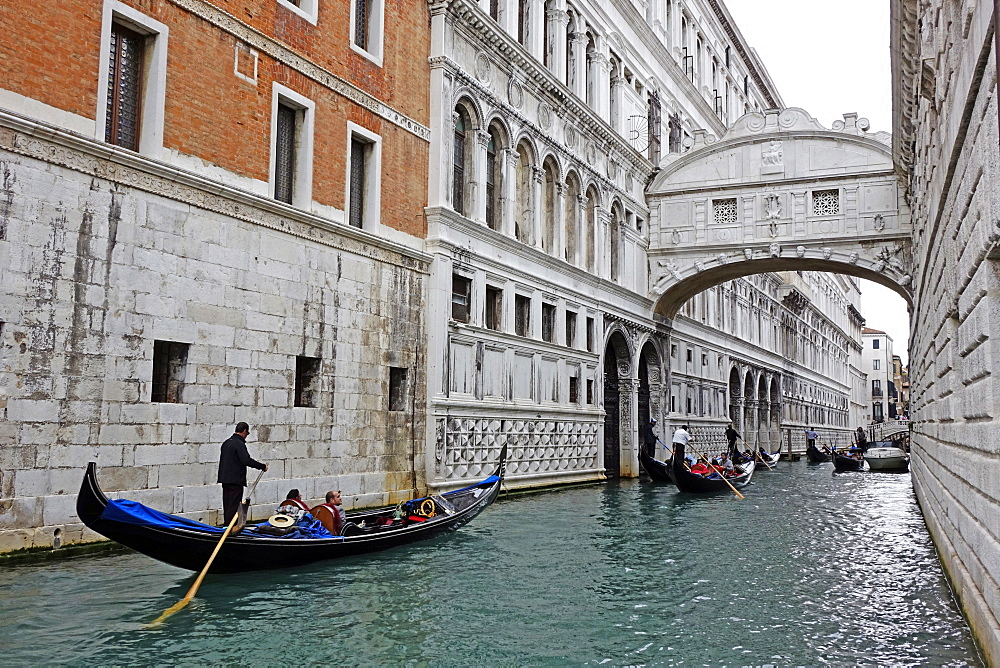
[[423, 0, 863, 489]]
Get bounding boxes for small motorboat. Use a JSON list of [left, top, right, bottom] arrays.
[[77, 447, 506, 573], [864, 441, 909, 472], [832, 448, 866, 472], [806, 443, 831, 463]]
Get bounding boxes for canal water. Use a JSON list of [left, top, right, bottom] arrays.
[[0, 461, 983, 665]]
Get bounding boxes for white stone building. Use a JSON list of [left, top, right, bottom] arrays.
[[861, 327, 894, 423]]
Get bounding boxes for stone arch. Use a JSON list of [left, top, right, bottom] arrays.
[[584, 184, 599, 272], [564, 170, 582, 264], [541, 156, 559, 255], [452, 93, 484, 129], [728, 365, 742, 435], [602, 325, 634, 479], [483, 114, 512, 148], [609, 199, 624, 283], [756, 373, 769, 450], [484, 119, 507, 232], [636, 337, 663, 457], [452, 98, 479, 218]]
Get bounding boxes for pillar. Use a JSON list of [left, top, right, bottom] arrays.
[[502, 148, 518, 238], [531, 165, 545, 249], [474, 130, 490, 225]]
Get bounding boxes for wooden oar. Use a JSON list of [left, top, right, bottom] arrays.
[[657, 438, 692, 471], [688, 443, 745, 500], [149, 468, 266, 627], [739, 435, 773, 471]]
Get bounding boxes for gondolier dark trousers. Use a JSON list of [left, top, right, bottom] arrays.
[[222, 484, 244, 526]]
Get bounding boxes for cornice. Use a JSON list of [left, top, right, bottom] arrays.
[[0, 109, 432, 272], [168, 0, 430, 141], [889, 0, 919, 180]]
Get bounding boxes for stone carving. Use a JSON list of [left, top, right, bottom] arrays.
[[607, 159, 618, 179], [822, 247, 833, 260], [796, 245, 806, 258], [848, 252, 859, 264], [716, 253, 728, 265], [671, 229, 682, 245], [761, 141, 783, 166], [874, 245, 906, 273], [769, 221, 779, 238], [763, 194, 781, 220], [508, 79, 524, 108], [538, 102, 553, 130], [565, 125, 578, 149], [769, 243, 781, 258], [899, 274, 912, 286], [874, 213, 885, 231], [664, 260, 682, 279], [743, 248, 753, 260], [694, 261, 706, 273], [475, 52, 492, 84], [586, 141, 597, 164], [617, 360, 631, 377], [435, 416, 598, 480], [625, 172, 633, 190]]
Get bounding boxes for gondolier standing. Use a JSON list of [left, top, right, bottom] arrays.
[[218, 421, 268, 525], [724, 423, 740, 457], [804, 426, 819, 450], [672, 424, 695, 465]]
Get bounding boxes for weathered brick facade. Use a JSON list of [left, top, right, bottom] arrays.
[[0, 0, 430, 552]]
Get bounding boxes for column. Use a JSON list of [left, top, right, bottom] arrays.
[[531, 166, 545, 249], [744, 399, 757, 449], [596, 206, 611, 277], [554, 182, 567, 262], [528, 0, 545, 61], [569, 31, 587, 99], [593, 44, 610, 122], [619, 378, 640, 477], [547, 2, 569, 83], [474, 130, 490, 225], [427, 4, 451, 208], [609, 73, 625, 136]]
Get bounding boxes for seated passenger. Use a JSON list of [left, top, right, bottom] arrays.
[[279, 488, 310, 513], [311, 490, 345, 535], [690, 459, 712, 476], [720, 454, 735, 475]]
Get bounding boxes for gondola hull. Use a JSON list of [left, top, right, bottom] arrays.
[[669, 443, 754, 493], [832, 450, 866, 472], [806, 444, 831, 463], [756, 451, 781, 469], [639, 447, 675, 483], [77, 449, 505, 573]]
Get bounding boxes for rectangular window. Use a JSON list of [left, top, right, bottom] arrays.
[[451, 275, 472, 323], [274, 103, 297, 204], [812, 189, 840, 216], [670, 395, 676, 412], [713, 198, 738, 225], [106, 23, 145, 151], [349, 137, 368, 227], [686, 349, 693, 363], [541, 303, 556, 343], [701, 353, 708, 365], [151, 340, 189, 403], [586, 316, 595, 352], [515, 295, 531, 337], [389, 367, 408, 411], [586, 378, 594, 404], [873, 339, 880, 349], [485, 286, 502, 331], [686, 397, 692, 414], [569, 376, 579, 404], [873, 359, 881, 370], [294, 356, 321, 407], [354, 0, 370, 49], [565, 311, 577, 348]]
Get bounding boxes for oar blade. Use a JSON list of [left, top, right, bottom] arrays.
[[147, 597, 191, 628]]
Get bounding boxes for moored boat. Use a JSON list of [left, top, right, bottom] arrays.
[[806, 443, 832, 463], [639, 447, 675, 483], [756, 449, 781, 469], [77, 447, 506, 573], [832, 448, 866, 472], [864, 441, 909, 472]]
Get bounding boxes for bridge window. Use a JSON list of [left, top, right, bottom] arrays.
[[713, 198, 737, 225], [812, 189, 840, 216]]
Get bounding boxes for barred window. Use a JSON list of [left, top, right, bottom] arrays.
[[485, 286, 502, 331], [275, 103, 297, 204], [151, 341, 189, 403], [349, 137, 367, 227], [453, 110, 468, 215], [389, 367, 408, 411], [813, 189, 840, 216], [354, 0, 370, 49], [565, 311, 577, 347], [569, 376, 579, 404], [294, 356, 321, 407], [713, 198, 738, 225], [106, 23, 144, 151]]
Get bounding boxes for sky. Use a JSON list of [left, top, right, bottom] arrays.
[[724, 0, 910, 363]]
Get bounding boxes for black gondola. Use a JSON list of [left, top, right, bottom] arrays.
[[669, 442, 755, 494], [76, 447, 506, 573], [639, 446, 675, 483], [756, 450, 781, 469], [832, 448, 866, 472], [806, 443, 831, 463]]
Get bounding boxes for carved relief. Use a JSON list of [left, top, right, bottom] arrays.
[[508, 79, 524, 108], [538, 102, 553, 131], [743, 248, 753, 260], [796, 245, 806, 258], [694, 261, 706, 272], [822, 247, 833, 260], [874, 213, 886, 231], [475, 52, 493, 84], [763, 194, 781, 220], [848, 252, 859, 264], [716, 253, 728, 265], [671, 229, 682, 245], [769, 243, 781, 258]]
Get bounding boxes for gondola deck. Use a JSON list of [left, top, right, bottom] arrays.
[[77, 447, 506, 573]]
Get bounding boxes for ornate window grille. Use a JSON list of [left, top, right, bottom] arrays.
[[106, 24, 144, 151], [274, 103, 296, 204], [813, 189, 840, 216], [349, 137, 367, 228], [354, 0, 370, 49], [713, 198, 738, 225]]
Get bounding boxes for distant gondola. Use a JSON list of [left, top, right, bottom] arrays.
[[756, 449, 781, 469], [639, 446, 675, 483], [806, 443, 832, 463], [76, 447, 506, 573], [832, 448, 866, 472], [668, 442, 755, 493]]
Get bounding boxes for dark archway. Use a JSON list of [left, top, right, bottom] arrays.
[[637, 355, 650, 456], [728, 366, 741, 435], [602, 347, 620, 478]]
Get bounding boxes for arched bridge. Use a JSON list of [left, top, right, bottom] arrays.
[[646, 108, 912, 317]]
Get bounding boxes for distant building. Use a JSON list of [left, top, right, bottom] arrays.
[[861, 328, 894, 422]]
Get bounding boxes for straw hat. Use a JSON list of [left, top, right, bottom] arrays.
[[267, 514, 295, 528]]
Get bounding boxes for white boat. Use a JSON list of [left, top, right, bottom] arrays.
[[864, 442, 909, 472]]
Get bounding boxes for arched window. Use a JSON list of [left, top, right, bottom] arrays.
[[564, 173, 580, 264], [453, 107, 470, 216], [543, 0, 554, 67], [518, 0, 529, 46], [565, 10, 576, 87], [584, 186, 597, 271], [485, 125, 502, 231], [542, 159, 558, 254], [609, 55, 620, 131], [610, 203, 622, 281], [585, 32, 597, 109], [515, 142, 533, 244]]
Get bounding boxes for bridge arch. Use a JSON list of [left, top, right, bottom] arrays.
[[647, 108, 913, 318]]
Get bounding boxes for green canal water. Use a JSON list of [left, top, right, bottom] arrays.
[[0, 461, 983, 665]]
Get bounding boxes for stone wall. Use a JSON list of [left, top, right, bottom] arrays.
[[894, 0, 1000, 659], [0, 118, 428, 553]]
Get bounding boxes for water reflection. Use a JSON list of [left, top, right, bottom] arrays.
[[0, 461, 982, 665]]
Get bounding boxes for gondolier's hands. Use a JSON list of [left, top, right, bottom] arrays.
[[264, 463, 270, 471]]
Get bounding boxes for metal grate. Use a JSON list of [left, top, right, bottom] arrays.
[[106, 24, 144, 151], [355, 0, 369, 49], [813, 189, 840, 216], [349, 137, 366, 228], [151, 340, 189, 403], [275, 103, 296, 203], [452, 114, 466, 215]]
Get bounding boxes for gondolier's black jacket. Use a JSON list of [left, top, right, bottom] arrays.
[[217, 433, 266, 486]]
